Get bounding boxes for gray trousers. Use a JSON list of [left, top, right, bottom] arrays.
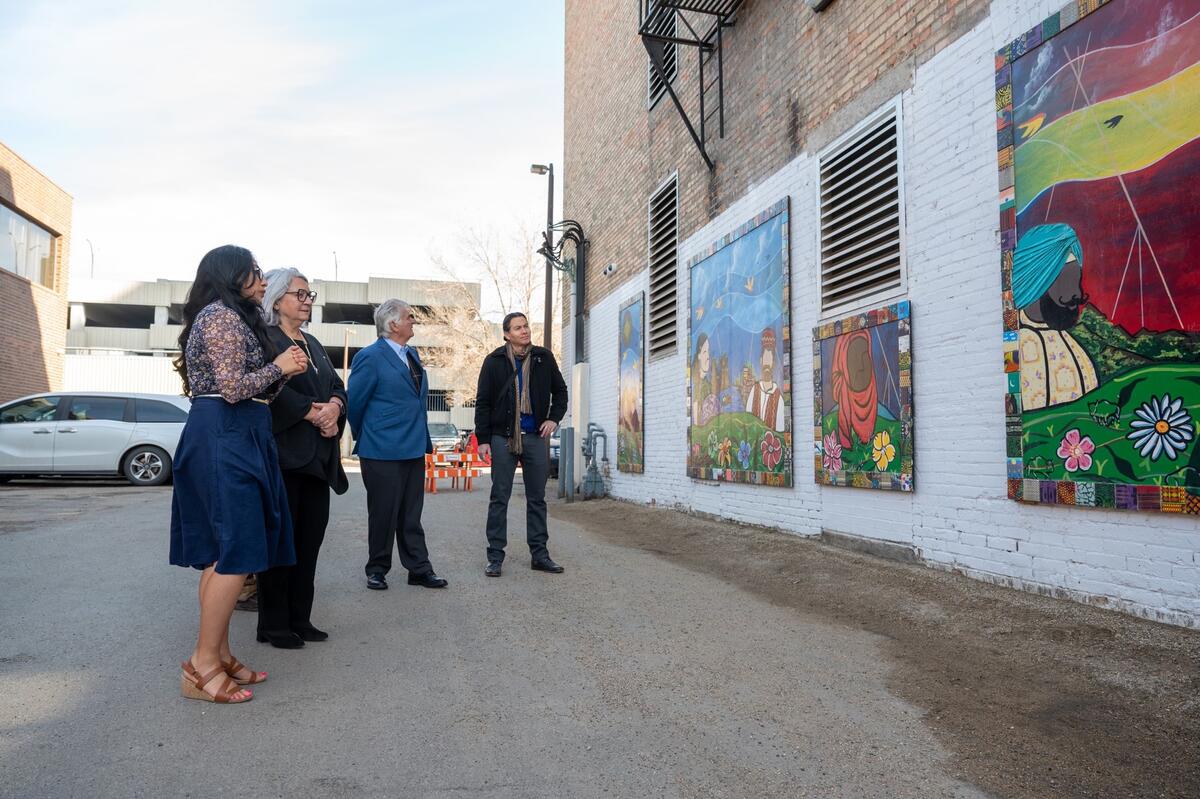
[[485, 433, 550, 563]]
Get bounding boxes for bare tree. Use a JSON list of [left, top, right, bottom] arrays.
[[421, 225, 563, 406]]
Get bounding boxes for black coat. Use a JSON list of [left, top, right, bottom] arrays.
[[474, 345, 568, 439], [267, 327, 350, 494]]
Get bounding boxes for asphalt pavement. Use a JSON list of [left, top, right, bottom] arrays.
[[0, 472, 983, 798]]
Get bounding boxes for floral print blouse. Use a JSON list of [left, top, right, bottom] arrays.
[[185, 301, 285, 402]]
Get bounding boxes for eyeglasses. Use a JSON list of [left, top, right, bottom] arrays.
[[252, 266, 265, 282], [289, 289, 318, 302]]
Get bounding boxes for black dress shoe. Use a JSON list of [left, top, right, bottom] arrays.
[[407, 571, 448, 588], [485, 561, 502, 577], [256, 630, 305, 649], [531, 557, 564, 573], [292, 625, 329, 642], [366, 574, 388, 590]]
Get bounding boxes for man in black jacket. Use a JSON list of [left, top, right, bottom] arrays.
[[475, 312, 569, 577]]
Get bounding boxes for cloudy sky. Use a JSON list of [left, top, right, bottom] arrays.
[[0, 1, 564, 289]]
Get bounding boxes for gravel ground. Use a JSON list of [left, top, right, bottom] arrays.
[[0, 474, 989, 798], [550, 497, 1200, 799]]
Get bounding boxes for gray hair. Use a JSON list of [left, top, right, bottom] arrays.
[[374, 298, 411, 337], [260, 267, 309, 327]]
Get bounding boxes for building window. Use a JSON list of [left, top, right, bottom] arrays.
[[1, 203, 56, 289], [82, 303, 155, 329], [321, 302, 374, 325], [647, 9, 678, 108], [647, 174, 678, 357], [427, 389, 452, 413], [818, 100, 905, 315]]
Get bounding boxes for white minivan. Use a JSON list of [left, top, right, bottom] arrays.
[[0, 392, 190, 486]]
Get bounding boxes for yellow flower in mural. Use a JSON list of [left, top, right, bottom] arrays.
[[717, 437, 733, 468], [871, 430, 896, 471]]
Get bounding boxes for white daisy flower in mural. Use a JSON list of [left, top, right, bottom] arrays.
[[1126, 394, 1195, 461]]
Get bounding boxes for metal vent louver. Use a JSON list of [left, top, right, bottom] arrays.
[[819, 109, 903, 312], [648, 177, 679, 356], [647, 10, 677, 106]]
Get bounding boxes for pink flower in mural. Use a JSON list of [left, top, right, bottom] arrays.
[[760, 431, 783, 470], [821, 432, 842, 472], [1056, 428, 1095, 472]]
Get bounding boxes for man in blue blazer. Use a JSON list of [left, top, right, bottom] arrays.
[[348, 299, 446, 590]]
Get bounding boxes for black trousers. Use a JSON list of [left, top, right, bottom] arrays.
[[258, 472, 330, 635], [361, 457, 431, 577], [485, 433, 550, 563]]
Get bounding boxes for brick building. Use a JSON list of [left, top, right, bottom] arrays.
[[0, 141, 73, 403], [562, 0, 1200, 626]]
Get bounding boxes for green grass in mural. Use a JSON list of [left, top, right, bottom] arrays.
[[1071, 307, 1200, 382], [688, 412, 788, 473], [618, 429, 643, 470], [1021, 364, 1200, 486], [819, 407, 904, 474]]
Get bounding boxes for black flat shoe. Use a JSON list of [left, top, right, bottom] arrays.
[[292, 625, 329, 642], [485, 561, 502, 577], [256, 631, 305, 649], [407, 571, 448, 588], [366, 574, 388, 590], [531, 558, 564, 574]]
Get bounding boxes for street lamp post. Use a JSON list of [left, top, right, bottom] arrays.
[[530, 163, 554, 350], [339, 323, 357, 458]]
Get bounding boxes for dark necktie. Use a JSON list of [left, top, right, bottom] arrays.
[[405, 349, 422, 386]]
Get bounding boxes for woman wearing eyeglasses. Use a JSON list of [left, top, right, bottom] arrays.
[[256, 268, 349, 648], [170, 245, 309, 704]]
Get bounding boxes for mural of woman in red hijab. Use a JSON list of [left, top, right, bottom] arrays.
[[830, 328, 878, 449]]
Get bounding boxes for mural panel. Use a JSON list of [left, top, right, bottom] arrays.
[[618, 293, 644, 473], [813, 303, 913, 491], [997, 0, 1200, 512], [686, 199, 791, 486]]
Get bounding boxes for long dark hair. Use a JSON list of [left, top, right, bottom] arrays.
[[174, 245, 276, 396]]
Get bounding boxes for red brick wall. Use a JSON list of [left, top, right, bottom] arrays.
[[564, 0, 990, 316], [0, 141, 73, 402]]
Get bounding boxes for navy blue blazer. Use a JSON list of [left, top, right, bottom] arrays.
[[347, 337, 432, 460]]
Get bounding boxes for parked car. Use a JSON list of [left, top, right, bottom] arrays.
[[0, 392, 190, 486], [428, 421, 460, 452], [548, 429, 560, 479]]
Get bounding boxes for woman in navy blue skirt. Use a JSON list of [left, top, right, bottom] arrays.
[[169, 245, 310, 704]]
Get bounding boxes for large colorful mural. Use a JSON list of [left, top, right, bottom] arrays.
[[813, 303, 913, 491], [996, 0, 1200, 512], [686, 199, 791, 486], [618, 293, 644, 473]]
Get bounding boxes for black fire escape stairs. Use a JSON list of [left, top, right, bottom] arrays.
[[638, 0, 745, 170]]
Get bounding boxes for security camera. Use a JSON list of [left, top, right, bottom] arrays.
[[603, 263, 617, 277]]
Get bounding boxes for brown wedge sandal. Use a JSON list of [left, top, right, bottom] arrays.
[[221, 656, 267, 686], [181, 660, 253, 704]]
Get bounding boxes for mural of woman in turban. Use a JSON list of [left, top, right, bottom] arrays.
[[830, 328, 877, 450], [1014, 223, 1098, 411]]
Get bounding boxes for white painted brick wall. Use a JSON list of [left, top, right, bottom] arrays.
[[567, 0, 1199, 627]]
